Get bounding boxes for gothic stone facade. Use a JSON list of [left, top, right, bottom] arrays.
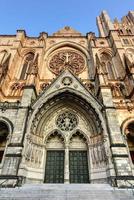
[[0, 11, 134, 187]]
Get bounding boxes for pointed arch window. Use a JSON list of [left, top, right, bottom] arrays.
[[0, 121, 9, 163], [0, 50, 8, 65], [119, 29, 123, 35], [20, 53, 34, 80], [126, 29, 132, 35]]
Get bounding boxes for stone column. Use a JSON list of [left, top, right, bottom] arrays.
[[1, 86, 37, 186], [43, 145, 47, 182], [88, 144, 92, 182], [101, 87, 133, 187], [64, 145, 69, 183]]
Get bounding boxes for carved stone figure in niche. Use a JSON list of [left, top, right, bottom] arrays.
[[125, 49, 134, 69], [0, 51, 11, 83], [96, 54, 107, 85], [90, 135, 107, 166], [27, 54, 38, 85], [109, 83, 124, 97], [48, 50, 85, 75]]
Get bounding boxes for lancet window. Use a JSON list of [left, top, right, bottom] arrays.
[[20, 52, 34, 80]]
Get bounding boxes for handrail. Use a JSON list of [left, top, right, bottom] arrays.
[[0, 176, 23, 188], [109, 177, 117, 188], [124, 179, 134, 196], [0, 179, 8, 188]]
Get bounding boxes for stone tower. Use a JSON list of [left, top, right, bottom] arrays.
[[0, 11, 134, 188]]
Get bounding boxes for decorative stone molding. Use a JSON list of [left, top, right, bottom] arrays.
[[62, 77, 72, 86], [10, 82, 26, 96]]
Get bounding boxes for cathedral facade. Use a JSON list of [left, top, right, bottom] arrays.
[[0, 11, 134, 187]]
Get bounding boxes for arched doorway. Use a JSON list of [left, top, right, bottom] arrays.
[[69, 131, 89, 183], [44, 130, 89, 184], [23, 92, 108, 184], [44, 131, 65, 183], [0, 121, 9, 163], [125, 121, 134, 164]]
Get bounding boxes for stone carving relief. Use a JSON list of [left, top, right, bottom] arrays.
[[0, 51, 11, 83], [109, 82, 124, 97], [40, 82, 50, 91], [90, 135, 107, 167], [62, 77, 72, 86], [10, 82, 26, 96], [30, 95, 103, 138], [23, 136, 43, 168], [48, 50, 85, 75], [26, 53, 38, 85], [125, 49, 134, 71], [2, 157, 20, 175], [114, 99, 134, 111], [53, 26, 82, 37], [84, 81, 94, 92], [23, 39, 40, 47]]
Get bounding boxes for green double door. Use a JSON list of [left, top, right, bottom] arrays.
[[44, 150, 89, 183], [45, 151, 64, 183], [69, 151, 89, 183]]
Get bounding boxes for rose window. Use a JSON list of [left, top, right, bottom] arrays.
[[48, 50, 85, 75], [56, 111, 78, 131]]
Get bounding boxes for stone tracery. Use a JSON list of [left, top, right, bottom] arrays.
[[48, 50, 85, 75], [56, 111, 78, 131]]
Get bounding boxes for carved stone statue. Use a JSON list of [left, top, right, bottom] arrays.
[[125, 49, 134, 68], [0, 52, 11, 83], [27, 54, 38, 85]]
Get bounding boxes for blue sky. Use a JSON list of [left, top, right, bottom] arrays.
[[0, 0, 133, 36]]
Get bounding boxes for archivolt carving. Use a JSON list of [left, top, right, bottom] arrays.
[[30, 93, 103, 138]]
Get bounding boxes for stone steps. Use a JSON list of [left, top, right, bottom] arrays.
[[0, 184, 133, 200]]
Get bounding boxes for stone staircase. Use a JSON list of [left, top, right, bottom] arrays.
[[0, 184, 133, 200]]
